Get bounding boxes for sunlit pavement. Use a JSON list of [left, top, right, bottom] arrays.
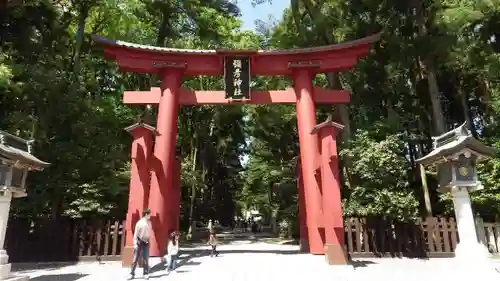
[[13, 241, 500, 281]]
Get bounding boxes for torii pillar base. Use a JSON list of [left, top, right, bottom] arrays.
[[324, 244, 349, 265], [299, 239, 309, 253]]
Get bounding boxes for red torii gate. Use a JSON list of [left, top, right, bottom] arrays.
[[92, 34, 379, 266]]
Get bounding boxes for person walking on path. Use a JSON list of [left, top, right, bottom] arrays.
[[166, 232, 180, 272], [207, 219, 213, 232], [207, 230, 219, 257], [129, 208, 152, 280]]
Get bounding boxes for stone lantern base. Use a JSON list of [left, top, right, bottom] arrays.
[[451, 187, 498, 276], [0, 250, 9, 279], [0, 193, 29, 281], [455, 241, 490, 261], [0, 250, 28, 281], [454, 242, 497, 274]]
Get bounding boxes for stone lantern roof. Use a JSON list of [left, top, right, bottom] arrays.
[[416, 122, 496, 166], [0, 130, 50, 171]]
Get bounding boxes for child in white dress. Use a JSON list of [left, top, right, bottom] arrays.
[[164, 232, 180, 272]]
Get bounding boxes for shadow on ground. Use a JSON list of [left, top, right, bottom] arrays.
[[349, 260, 376, 268], [181, 248, 302, 256], [12, 262, 79, 274], [150, 244, 302, 275], [158, 247, 378, 271], [278, 240, 299, 245], [30, 273, 87, 281], [149, 250, 204, 275]]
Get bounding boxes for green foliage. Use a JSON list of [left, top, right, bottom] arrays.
[[472, 131, 500, 220], [241, 104, 299, 223], [341, 130, 419, 221]]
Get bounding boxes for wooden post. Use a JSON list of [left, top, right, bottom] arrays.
[[419, 164, 433, 216], [475, 216, 487, 246]]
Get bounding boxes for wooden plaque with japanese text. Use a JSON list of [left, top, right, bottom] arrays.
[[224, 56, 251, 100]]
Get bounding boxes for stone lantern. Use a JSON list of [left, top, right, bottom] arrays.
[[0, 130, 50, 281], [417, 122, 495, 267]]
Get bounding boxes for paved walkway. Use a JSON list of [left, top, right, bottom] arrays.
[[12, 240, 500, 281]]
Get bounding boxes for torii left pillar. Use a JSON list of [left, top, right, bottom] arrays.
[[311, 116, 348, 265], [292, 68, 324, 255], [122, 122, 155, 267]]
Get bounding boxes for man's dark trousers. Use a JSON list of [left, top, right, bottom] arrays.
[[130, 241, 149, 277]]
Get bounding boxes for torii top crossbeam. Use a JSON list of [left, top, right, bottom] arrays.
[[91, 34, 380, 76]]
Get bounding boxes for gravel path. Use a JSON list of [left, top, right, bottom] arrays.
[[12, 240, 500, 281]]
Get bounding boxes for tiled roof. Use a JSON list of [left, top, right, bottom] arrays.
[[416, 136, 496, 166], [0, 130, 50, 170], [0, 144, 50, 169], [91, 33, 381, 56], [124, 122, 157, 134]]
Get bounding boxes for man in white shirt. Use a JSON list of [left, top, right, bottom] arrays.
[[129, 208, 152, 280]]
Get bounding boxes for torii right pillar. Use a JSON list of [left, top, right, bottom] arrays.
[[148, 67, 183, 257], [311, 116, 348, 265]]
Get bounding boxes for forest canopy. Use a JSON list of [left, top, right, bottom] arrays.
[[2, 0, 500, 232]]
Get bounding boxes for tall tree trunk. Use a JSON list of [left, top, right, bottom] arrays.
[[421, 58, 446, 134], [479, 77, 495, 126], [410, 53, 434, 217], [457, 74, 477, 137], [326, 73, 354, 189], [291, 0, 353, 140], [188, 136, 198, 237], [52, 1, 91, 220], [412, 0, 446, 134], [71, 2, 89, 76], [156, 11, 169, 47], [411, 0, 445, 218], [386, 99, 399, 126]]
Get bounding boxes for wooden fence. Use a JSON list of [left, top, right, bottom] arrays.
[[476, 219, 500, 254], [6, 218, 126, 263], [345, 217, 458, 258], [5, 216, 464, 262]]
